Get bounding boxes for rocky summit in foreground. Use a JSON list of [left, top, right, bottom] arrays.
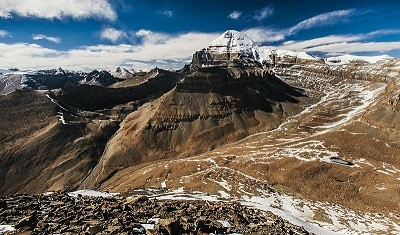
[[0, 191, 311, 235]]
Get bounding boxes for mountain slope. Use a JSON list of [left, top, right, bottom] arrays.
[[83, 64, 308, 188], [0, 69, 184, 195], [94, 58, 400, 234], [0, 90, 121, 195]]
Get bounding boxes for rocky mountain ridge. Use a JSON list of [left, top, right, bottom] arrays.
[[0, 68, 121, 95]]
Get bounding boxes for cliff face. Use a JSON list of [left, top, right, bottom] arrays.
[[83, 65, 308, 188]]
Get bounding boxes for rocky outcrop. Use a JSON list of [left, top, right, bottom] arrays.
[[0, 192, 311, 235]]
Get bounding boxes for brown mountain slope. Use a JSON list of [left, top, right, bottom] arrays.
[[83, 65, 309, 188], [0, 69, 187, 196], [0, 90, 120, 195]]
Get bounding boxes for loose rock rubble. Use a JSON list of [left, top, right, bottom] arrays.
[[0, 191, 312, 234]]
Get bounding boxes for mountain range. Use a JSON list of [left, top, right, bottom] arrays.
[[1, 30, 399, 234]]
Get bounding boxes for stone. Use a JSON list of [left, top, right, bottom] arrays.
[[125, 195, 148, 204], [159, 218, 182, 234], [248, 223, 258, 229], [15, 215, 38, 229], [86, 224, 104, 234], [0, 199, 7, 209]]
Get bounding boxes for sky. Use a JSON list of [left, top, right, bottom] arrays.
[[0, 0, 400, 71]]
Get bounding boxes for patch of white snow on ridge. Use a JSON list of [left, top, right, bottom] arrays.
[[317, 84, 385, 135], [160, 179, 167, 188], [0, 225, 15, 233], [326, 54, 392, 65], [258, 48, 319, 63], [275, 49, 319, 60], [67, 189, 119, 198], [136, 187, 400, 235]]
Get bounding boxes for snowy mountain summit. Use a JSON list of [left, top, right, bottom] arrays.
[[110, 67, 134, 79], [208, 30, 260, 60], [192, 30, 318, 68], [191, 30, 262, 68]]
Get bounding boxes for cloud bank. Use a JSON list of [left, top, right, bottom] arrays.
[[0, 30, 219, 71], [0, 8, 398, 71]]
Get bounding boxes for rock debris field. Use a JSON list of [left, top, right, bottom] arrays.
[[0, 191, 312, 234]]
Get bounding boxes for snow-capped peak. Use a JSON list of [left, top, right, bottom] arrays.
[[109, 66, 134, 79], [208, 30, 260, 59]]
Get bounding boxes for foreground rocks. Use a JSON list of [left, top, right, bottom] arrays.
[[0, 191, 312, 234]]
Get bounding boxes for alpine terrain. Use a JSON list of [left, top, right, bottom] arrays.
[[1, 30, 400, 234]]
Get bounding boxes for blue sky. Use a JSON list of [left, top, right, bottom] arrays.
[[0, 0, 399, 71]]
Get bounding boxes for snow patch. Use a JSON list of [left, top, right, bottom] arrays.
[[326, 54, 392, 65], [0, 225, 15, 233], [161, 179, 167, 188], [67, 189, 119, 198]]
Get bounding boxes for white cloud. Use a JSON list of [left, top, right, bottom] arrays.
[[163, 10, 173, 17], [305, 41, 400, 54], [253, 6, 273, 21], [228, 11, 242, 20], [135, 29, 170, 44], [279, 29, 400, 51], [131, 30, 219, 60], [0, 0, 116, 21], [363, 29, 400, 37], [280, 35, 363, 51], [243, 28, 285, 43], [289, 9, 354, 35], [32, 34, 61, 43], [0, 30, 11, 37], [100, 28, 127, 42], [0, 30, 220, 71]]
